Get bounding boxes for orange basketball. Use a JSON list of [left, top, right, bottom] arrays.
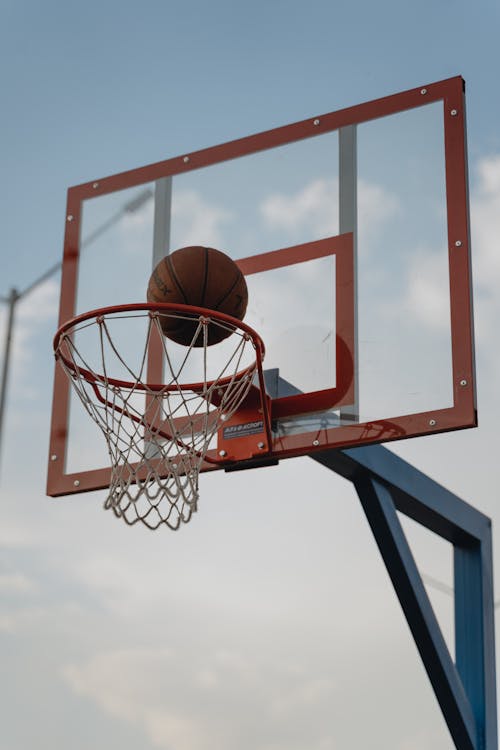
[[147, 246, 248, 346]]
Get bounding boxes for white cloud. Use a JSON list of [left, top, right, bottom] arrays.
[[16, 276, 59, 327], [171, 190, 233, 249], [260, 177, 399, 240], [64, 648, 172, 723], [358, 178, 400, 235], [260, 741, 337, 750], [471, 155, 500, 289], [0, 277, 59, 376], [269, 675, 335, 718], [356, 154, 500, 347], [475, 154, 500, 195], [0, 523, 37, 548], [72, 554, 162, 614], [0, 614, 15, 632], [398, 726, 450, 750], [145, 711, 205, 750], [0, 601, 92, 639], [404, 247, 451, 332], [61, 632, 451, 750], [470, 154, 500, 353], [62, 647, 341, 750], [261, 178, 338, 236], [0, 572, 35, 593]]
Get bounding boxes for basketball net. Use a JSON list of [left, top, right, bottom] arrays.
[[54, 304, 266, 530]]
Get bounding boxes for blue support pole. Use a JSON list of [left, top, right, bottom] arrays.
[[355, 474, 476, 750], [258, 374, 496, 747], [310, 445, 497, 750], [455, 528, 497, 750]]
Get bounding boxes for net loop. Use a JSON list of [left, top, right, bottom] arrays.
[[54, 303, 267, 531]]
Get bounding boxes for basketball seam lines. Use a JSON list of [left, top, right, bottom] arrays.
[[149, 269, 171, 300], [201, 247, 209, 306], [214, 271, 244, 310], [165, 255, 189, 304]]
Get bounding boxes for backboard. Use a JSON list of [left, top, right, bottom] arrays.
[[48, 76, 476, 497]]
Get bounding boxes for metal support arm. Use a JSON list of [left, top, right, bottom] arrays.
[[312, 446, 496, 750]]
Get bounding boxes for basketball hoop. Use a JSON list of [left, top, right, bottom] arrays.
[[53, 303, 269, 530]]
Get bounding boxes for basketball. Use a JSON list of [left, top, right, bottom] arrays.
[[147, 246, 248, 346]]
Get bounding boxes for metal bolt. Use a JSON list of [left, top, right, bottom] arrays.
[[455, 240, 462, 247], [429, 419, 437, 427], [74, 479, 80, 487], [51, 454, 58, 461], [312, 439, 320, 447], [183, 156, 190, 163], [257, 442, 265, 450], [67, 214, 73, 222], [420, 88, 427, 95], [313, 118, 320, 126], [92, 182, 99, 189], [219, 450, 227, 458], [460, 379, 468, 387], [450, 109, 458, 116], [220, 413, 228, 422]]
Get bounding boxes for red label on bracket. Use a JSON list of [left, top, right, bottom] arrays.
[[217, 409, 269, 462]]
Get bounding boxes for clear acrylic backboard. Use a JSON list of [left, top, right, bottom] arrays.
[[48, 76, 476, 497]]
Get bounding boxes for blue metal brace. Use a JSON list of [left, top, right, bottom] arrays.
[[312, 445, 497, 750], [251, 372, 495, 747]]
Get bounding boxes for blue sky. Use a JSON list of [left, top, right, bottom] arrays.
[[1, 1, 500, 748]]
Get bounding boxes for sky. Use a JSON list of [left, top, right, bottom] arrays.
[[1, 1, 500, 748]]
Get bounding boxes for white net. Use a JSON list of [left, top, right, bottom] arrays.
[[54, 305, 264, 530]]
